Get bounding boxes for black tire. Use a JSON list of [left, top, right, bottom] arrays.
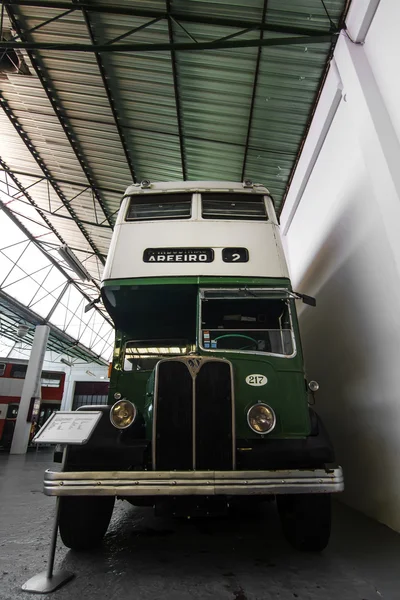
[[277, 494, 331, 552], [59, 496, 115, 551]]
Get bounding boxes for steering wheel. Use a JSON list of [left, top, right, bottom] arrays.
[[213, 333, 258, 351]]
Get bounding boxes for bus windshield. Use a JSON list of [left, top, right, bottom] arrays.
[[199, 290, 295, 356]]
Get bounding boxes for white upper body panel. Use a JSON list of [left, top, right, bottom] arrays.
[[102, 181, 290, 282]]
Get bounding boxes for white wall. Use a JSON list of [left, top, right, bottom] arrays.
[[281, 0, 400, 531], [363, 1, 400, 141]]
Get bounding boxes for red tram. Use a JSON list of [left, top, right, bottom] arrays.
[[0, 359, 65, 448]]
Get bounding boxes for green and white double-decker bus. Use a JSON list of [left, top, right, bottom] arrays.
[[47, 180, 343, 552]]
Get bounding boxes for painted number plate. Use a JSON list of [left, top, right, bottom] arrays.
[[246, 374, 268, 386], [32, 411, 102, 445], [222, 247, 249, 263]]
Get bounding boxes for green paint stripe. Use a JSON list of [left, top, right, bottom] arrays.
[[102, 276, 291, 287]]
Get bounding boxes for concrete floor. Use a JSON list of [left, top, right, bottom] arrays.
[[0, 451, 399, 600]]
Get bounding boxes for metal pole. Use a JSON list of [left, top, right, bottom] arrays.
[[46, 498, 61, 580], [22, 447, 74, 593], [46, 446, 68, 580]]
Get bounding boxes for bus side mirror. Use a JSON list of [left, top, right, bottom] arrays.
[[84, 296, 101, 313], [301, 294, 316, 307], [294, 292, 316, 307]]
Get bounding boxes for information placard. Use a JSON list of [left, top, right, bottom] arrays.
[[32, 411, 103, 445]]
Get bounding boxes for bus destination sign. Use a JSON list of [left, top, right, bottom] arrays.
[[143, 248, 214, 263]]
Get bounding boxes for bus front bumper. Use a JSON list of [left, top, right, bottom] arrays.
[[43, 467, 344, 497]]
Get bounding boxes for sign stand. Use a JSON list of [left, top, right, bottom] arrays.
[[22, 497, 74, 593], [22, 447, 74, 594], [21, 412, 102, 594]]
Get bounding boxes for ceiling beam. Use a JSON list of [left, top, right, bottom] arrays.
[[0, 33, 337, 53], [4, 1, 340, 36], [166, 0, 187, 180], [6, 3, 115, 229]]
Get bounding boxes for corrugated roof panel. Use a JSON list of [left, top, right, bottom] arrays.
[[88, 11, 183, 178], [94, 0, 166, 9], [99, 190, 123, 216], [245, 41, 332, 201], [1, 74, 95, 189], [0, 0, 348, 362], [266, 0, 344, 29], [125, 130, 183, 181], [15, 6, 133, 191], [185, 139, 245, 181], [175, 24, 259, 145], [1, 4, 348, 283], [4, 0, 347, 204], [173, 24, 256, 181], [172, 0, 265, 22], [172, 0, 343, 30]]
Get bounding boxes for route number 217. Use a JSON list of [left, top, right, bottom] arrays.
[[245, 374, 267, 386]]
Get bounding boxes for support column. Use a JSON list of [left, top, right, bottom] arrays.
[[10, 325, 50, 455], [60, 370, 74, 411]]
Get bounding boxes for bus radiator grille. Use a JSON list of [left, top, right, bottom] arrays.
[[195, 361, 233, 470], [154, 361, 193, 470], [153, 358, 234, 471]]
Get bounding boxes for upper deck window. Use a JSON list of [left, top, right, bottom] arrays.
[[126, 193, 192, 221], [11, 364, 27, 378], [201, 193, 267, 221]]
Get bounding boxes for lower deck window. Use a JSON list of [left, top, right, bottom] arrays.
[[200, 295, 294, 356]]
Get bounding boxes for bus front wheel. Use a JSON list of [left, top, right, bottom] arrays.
[[59, 496, 115, 551], [277, 493, 331, 552]]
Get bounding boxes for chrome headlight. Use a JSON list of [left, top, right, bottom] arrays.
[[247, 403, 276, 434], [110, 399, 136, 429], [308, 380, 320, 392]]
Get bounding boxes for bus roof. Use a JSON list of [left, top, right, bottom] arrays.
[[124, 181, 271, 196]]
